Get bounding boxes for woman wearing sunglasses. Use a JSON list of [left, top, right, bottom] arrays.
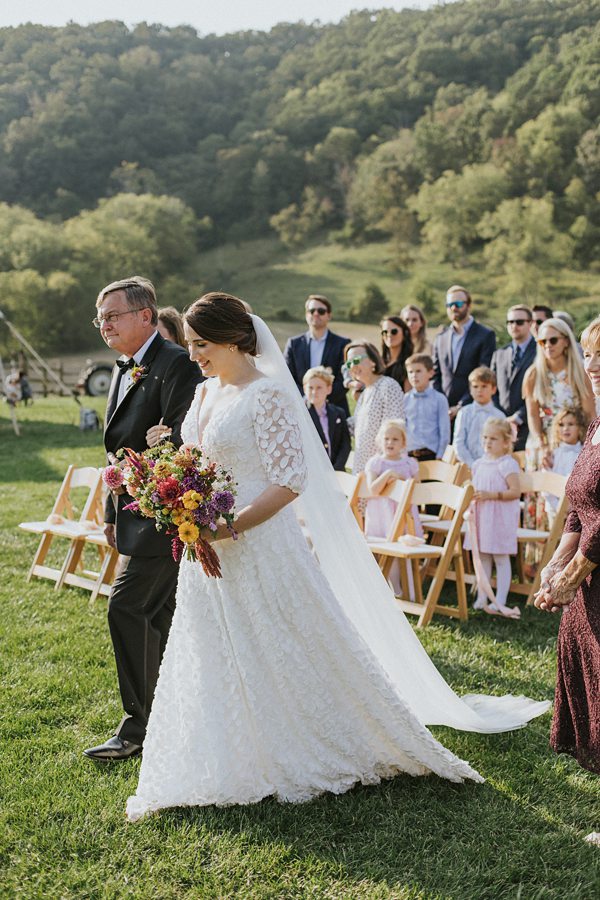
[[344, 341, 405, 474], [522, 317, 595, 559], [380, 316, 413, 392]]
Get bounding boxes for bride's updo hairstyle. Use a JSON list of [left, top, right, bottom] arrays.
[[184, 292, 258, 356]]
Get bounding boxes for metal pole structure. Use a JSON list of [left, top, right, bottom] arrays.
[[0, 308, 81, 405]]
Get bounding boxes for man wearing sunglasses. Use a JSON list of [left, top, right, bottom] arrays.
[[491, 305, 536, 450], [284, 294, 351, 413], [432, 285, 496, 424], [531, 304, 554, 339]]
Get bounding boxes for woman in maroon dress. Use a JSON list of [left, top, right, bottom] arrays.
[[535, 315, 600, 775]]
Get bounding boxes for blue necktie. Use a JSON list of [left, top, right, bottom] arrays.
[[512, 346, 522, 370]]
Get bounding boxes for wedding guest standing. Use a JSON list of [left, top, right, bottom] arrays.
[[467, 419, 522, 619], [454, 367, 505, 469], [404, 354, 450, 461], [284, 294, 350, 413], [84, 277, 202, 762], [380, 316, 413, 391], [535, 315, 600, 776], [491, 305, 536, 451], [432, 285, 496, 423], [345, 341, 405, 473], [522, 317, 595, 564], [157, 306, 187, 348], [303, 366, 350, 471], [401, 305, 432, 355], [531, 304, 553, 339]]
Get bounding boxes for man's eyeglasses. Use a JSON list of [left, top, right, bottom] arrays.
[[347, 354, 367, 368], [506, 319, 530, 326], [534, 318, 547, 326], [307, 307, 329, 316], [538, 336, 562, 347], [381, 328, 400, 336], [446, 300, 467, 309], [92, 309, 147, 328]]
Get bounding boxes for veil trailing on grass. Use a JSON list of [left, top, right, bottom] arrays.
[[251, 314, 550, 733]]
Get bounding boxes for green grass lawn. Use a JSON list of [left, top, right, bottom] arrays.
[[1, 399, 599, 899]]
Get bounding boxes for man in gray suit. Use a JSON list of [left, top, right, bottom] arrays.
[[84, 277, 202, 761], [491, 304, 536, 451]]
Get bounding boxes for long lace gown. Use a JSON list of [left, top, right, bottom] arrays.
[[126, 377, 482, 821]]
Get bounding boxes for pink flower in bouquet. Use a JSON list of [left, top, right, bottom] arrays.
[[102, 465, 124, 490]]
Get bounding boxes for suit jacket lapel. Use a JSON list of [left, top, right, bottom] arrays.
[[509, 339, 535, 384], [308, 405, 327, 446], [301, 332, 312, 372], [321, 332, 334, 369], [105, 365, 123, 427], [106, 332, 165, 429], [453, 322, 476, 372]]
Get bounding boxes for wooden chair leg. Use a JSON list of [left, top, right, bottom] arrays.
[[417, 563, 448, 627], [56, 539, 85, 590], [454, 551, 469, 621], [90, 547, 119, 602], [27, 533, 53, 580]]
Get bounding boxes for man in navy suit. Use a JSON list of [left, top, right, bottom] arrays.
[[284, 294, 351, 414], [432, 285, 496, 423], [84, 277, 202, 761], [491, 304, 536, 450]]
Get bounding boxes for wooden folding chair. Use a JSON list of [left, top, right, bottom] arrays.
[[19, 466, 104, 585], [513, 470, 569, 605], [418, 459, 469, 486], [335, 470, 370, 529], [19, 465, 119, 599], [369, 480, 474, 627], [442, 445, 458, 464]]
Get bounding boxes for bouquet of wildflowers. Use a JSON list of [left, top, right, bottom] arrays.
[[102, 442, 237, 577]]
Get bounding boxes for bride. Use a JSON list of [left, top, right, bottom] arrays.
[[126, 293, 549, 821]]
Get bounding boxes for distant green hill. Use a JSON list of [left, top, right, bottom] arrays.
[[0, 0, 598, 352]]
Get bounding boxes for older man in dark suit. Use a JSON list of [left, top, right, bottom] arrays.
[[432, 285, 496, 422], [491, 304, 536, 450], [284, 294, 351, 414], [84, 277, 202, 761]]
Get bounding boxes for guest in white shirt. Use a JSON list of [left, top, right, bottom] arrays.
[[454, 366, 506, 468], [543, 406, 586, 519]]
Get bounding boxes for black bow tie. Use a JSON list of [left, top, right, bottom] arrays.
[[116, 357, 136, 371]]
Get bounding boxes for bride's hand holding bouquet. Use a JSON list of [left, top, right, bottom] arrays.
[[102, 441, 237, 577]]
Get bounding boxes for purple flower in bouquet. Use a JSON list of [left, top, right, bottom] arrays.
[[212, 491, 235, 513]]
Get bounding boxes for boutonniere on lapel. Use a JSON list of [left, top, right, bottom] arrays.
[[128, 364, 148, 389]]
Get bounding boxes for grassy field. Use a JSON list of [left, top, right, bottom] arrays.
[[192, 236, 600, 336], [1, 398, 599, 899]]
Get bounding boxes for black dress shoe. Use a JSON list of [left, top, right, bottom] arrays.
[[83, 735, 142, 761]]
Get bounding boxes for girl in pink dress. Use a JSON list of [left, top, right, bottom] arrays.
[[364, 420, 421, 595], [468, 418, 522, 619]]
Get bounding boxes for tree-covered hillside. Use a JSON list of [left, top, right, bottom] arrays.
[[0, 0, 598, 351]]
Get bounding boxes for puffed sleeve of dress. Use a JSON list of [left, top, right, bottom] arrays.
[[252, 382, 308, 495]]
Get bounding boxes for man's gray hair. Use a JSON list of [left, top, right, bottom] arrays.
[[96, 276, 158, 325]]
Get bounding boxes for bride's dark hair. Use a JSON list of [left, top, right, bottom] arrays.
[[184, 292, 257, 355]]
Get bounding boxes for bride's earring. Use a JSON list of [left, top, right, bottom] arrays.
[[229, 345, 236, 352]]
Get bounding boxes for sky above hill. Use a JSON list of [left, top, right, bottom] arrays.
[[1, 1, 440, 34]]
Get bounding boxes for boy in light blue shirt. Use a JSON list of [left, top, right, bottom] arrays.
[[454, 366, 506, 468], [404, 354, 450, 461]]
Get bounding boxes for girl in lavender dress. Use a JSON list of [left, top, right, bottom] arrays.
[[467, 418, 522, 619], [364, 420, 422, 595]]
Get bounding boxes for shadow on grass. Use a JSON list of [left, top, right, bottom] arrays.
[[0, 418, 104, 483], [148, 758, 599, 898]]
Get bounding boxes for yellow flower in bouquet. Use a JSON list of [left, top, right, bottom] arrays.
[[178, 522, 200, 544], [153, 462, 171, 478], [182, 490, 202, 510]]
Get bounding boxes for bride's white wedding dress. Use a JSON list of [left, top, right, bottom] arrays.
[[126, 350, 549, 821]]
